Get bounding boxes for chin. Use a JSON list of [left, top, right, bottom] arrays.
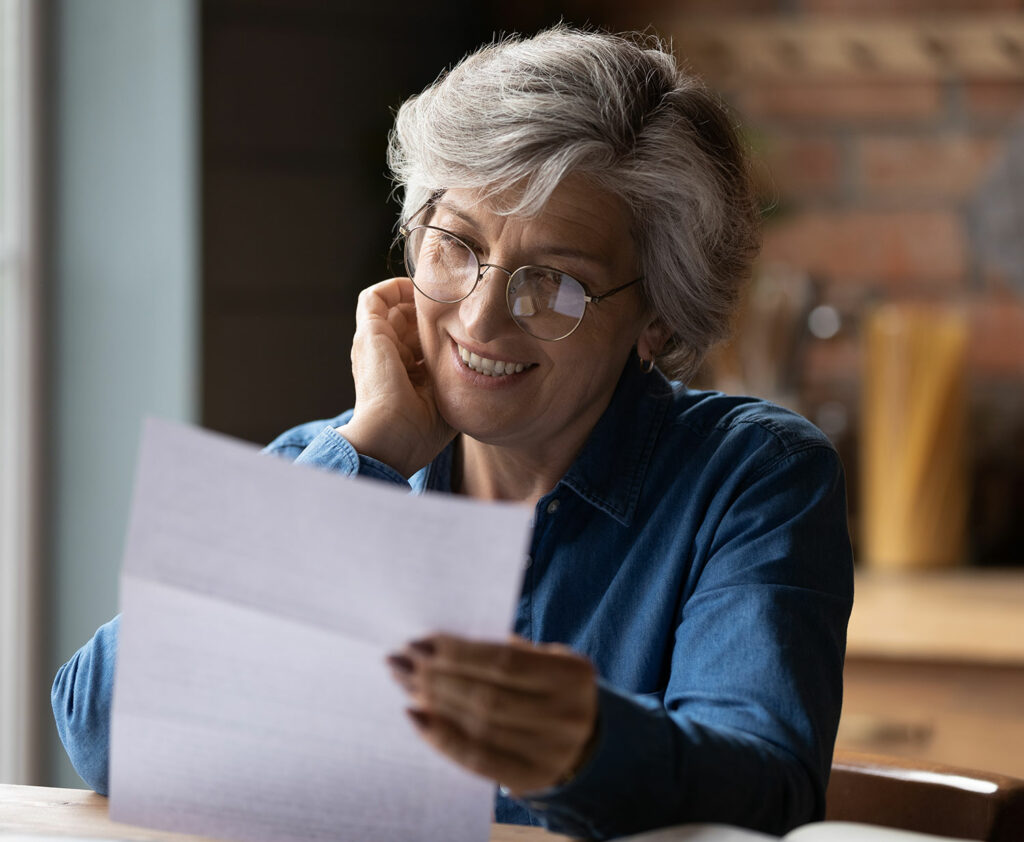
[[438, 397, 523, 446]]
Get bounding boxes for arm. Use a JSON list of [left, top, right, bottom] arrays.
[[51, 419, 411, 794], [528, 444, 854, 838], [394, 443, 852, 838], [51, 615, 121, 794]]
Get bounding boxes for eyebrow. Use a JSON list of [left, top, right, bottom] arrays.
[[431, 200, 480, 229], [430, 200, 611, 270]]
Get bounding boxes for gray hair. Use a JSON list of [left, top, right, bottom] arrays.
[[387, 26, 761, 381]]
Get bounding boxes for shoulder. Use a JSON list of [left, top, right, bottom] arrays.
[[664, 387, 838, 478], [670, 388, 830, 447], [261, 410, 354, 459]]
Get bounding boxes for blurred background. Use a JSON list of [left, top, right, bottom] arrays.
[[1, 0, 1022, 790]]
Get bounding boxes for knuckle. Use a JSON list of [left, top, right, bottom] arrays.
[[471, 680, 501, 716], [563, 651, 596, 683], [566, 716, 594, 745], [554, 686, 596, 721], [431, 633, 456, 659], [467, 712, 497, 743], [495, 644, 520, 676], [417, 673, 439, 709], [462, 742, 491, 775]]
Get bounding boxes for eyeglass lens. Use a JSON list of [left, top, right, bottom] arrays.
[[404, 225, 588, 340]]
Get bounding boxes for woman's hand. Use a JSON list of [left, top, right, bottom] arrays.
[[340, 278, 455, 478], [387, 634, 599, 795]]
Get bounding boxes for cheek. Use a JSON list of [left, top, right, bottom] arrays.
[[570, 316, 644, 368]]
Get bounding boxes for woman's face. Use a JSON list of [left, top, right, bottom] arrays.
[[414, 175, 657, 455]]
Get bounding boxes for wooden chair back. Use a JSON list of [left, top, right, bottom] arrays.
[[826, 751, 1024, 842]]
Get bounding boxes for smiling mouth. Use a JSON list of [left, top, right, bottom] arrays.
[[456, 342, 535, 377]]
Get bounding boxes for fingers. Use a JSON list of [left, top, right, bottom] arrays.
[[387, 635, 599, 793], [357, 276, 416, 321], [388, 302, 422, 363], [392, 657, 589, 731], [355, 279, 420, 370], [408, 634, 595, 693], [382, 302, 418, 368], [343, 277, 453, 477], [406, 708, 572, 794]]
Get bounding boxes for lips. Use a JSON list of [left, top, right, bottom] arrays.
[[455, 342, 535, 377]]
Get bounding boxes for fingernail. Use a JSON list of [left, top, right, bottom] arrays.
[[406, 708, 430, 730], [408, 638, 436, 657], [386, 653, 416, 676]]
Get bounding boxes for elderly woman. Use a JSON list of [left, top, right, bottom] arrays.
[[53, 26, 853, 840]]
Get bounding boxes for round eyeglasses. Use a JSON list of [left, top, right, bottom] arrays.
[[400, 223, 642, 341]]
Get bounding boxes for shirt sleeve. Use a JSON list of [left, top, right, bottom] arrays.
[[51, 615, 121, 795], [51, 417, 410, 794], [520, 444, 854, 839], [290, 424, 410, 485]]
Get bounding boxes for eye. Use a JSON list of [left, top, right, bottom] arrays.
[[436, 231, 463, 249], [422, 228, 468, 255], [526, 267, 563, 297], [427, 215, 482, 253], [446, 230, 484, 256]]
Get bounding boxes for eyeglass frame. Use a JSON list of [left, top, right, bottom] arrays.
[[398, 198, 643, 341]]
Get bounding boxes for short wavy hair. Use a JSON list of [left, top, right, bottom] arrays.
[[387, 25, 761, 381]]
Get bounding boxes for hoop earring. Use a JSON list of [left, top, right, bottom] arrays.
[[638, 352, 655, 374]]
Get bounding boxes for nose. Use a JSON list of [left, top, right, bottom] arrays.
[[459, 265, 513, 343]]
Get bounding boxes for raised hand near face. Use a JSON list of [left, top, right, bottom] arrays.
[[339, 277, 456, 478], [387, 634, 599, 796]]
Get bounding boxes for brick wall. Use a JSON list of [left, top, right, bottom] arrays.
[[601, 0, 1024, 562]]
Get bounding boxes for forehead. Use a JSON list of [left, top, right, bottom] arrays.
[[433, 177, 636, 265]]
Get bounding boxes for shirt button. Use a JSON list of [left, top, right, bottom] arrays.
[[524, 554, 533, 569], [546, 499, 560, 515]]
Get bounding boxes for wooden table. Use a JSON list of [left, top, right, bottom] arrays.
[[837, 569, 1024, 778], [0, 784, 571, 841], [846, 569, 1024, 664]]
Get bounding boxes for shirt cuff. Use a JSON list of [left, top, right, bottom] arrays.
[[293, 425, 410, 486]]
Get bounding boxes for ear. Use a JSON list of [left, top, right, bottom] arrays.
[[637, 318, 671, 361]]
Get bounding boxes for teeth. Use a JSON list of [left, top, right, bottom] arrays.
[[457, 344, 528, 377]]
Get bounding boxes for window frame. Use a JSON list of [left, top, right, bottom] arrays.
[[0, 0, 44, 785]]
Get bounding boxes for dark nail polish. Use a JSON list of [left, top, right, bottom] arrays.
[[386, 653, 416, 675], [406, 708, 431, 730], [408, 638, 436, 657]]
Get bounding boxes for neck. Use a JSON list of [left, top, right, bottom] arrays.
[[450, 357, 635, 504], [453, 434, 580, 506]]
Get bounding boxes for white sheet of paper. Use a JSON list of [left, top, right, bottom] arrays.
[[109, 418, 532, 842]]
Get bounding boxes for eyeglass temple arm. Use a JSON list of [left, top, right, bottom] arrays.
[[584, 276, 643, 304], [399, 190, 446, 233]]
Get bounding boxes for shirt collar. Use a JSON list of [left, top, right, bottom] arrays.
[[417, 440, 453, 493], [416, 354, 672, 525], [559, 354, 672, 527]]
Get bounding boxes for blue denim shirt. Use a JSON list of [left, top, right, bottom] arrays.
[[53, 357, 853, 839]]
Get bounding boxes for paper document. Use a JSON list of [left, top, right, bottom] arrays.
[[109, 419, 532, 842]]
